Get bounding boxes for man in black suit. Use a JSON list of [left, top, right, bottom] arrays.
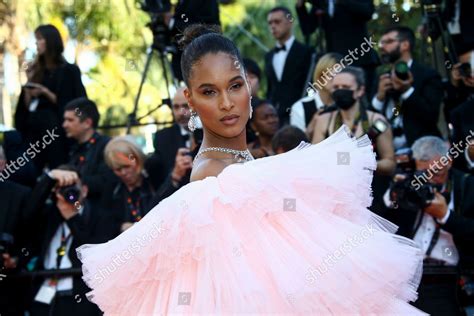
[[146, 87, 194, 188], [0, 145, 32, 315], [265, 6, 313, 125], [451, 98, 474, 174], [28, 166, 116, 316], [385, 136, 474, 315], [372, 26, 444, 150], [295, 0, 379, 96], [54, 98, 117, 207]]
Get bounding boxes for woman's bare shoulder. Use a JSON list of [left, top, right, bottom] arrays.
[[190, 158, 228, 182]]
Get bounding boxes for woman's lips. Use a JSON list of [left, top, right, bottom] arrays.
[[220, 115, 240, 125]]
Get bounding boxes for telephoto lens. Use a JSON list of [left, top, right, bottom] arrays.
[[394, 61, 409, 80]]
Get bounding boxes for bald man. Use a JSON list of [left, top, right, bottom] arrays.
[[146, 87, 194, 189]]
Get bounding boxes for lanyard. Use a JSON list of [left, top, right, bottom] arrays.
[[55, 225, 72, 269], [126, 190, 143, 222]]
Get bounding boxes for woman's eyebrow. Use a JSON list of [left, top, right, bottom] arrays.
[[229, 75, 243, 82], [197, 75, 243, 89]]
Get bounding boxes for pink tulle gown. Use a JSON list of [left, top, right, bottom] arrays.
[[77, 126, 425, 315]]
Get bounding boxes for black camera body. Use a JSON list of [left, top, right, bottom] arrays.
[[389, 148, 436, 212], [58, 185, 81, 205]]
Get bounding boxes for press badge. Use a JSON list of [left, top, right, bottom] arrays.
[[34, 282, 56, 304]]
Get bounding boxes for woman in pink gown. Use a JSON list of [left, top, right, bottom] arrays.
[[77, 24, 425, 315]]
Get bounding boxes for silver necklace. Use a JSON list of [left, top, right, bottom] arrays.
[[195, 147, 254, 163]]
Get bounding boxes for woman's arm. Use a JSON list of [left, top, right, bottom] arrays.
[[373, 113, 396, 176], [311, 114, 327, 144]]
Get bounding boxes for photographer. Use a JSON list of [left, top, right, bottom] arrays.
[[146, 87, 196, 189], [0, 145, 32, 315], [372, 26, 444, 150], [102, 136, 186, 234], [386, 136, 474, 315], [27, 165, 116, 316], [447, 52, 474, 174]]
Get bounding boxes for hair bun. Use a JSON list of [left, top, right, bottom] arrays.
[[177, 24, 222, 51]]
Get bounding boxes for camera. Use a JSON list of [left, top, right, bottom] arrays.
[[389, 148, 436, 212], [58, 185, 81, 205]]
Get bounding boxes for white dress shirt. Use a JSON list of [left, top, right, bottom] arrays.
[[372, 59, 414, 150], [43, 208, 83, 291], [290, 93, 325, 132], [383, 187, 459, 265], [272, 36, 295, 82], [179, 125, 191, 148]]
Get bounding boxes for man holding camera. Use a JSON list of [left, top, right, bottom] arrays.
[[372, 26, 444, 150], [385, 136, 474, 315], [28, 165, 116, 316], [49, 97, 117, 208], [146, 87, 196, 189]]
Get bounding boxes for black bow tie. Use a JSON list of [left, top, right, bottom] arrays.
[[274, 45, 286, 53], [181, 133, 190, 142]]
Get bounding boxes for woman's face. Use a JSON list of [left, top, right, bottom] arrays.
[[184, 52, 251, 139], [252, 103, 279, 137], [111, 154, 142, 188], [331, 73, 364, 100], [35, 33, 47, 56]]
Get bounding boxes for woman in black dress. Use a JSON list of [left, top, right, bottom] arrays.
[[15, 24, 87, 171]]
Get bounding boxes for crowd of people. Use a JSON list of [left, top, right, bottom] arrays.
[[1, 0, 474, 315]]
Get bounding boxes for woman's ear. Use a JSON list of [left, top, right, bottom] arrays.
[[356, 85, 365, 99], [184, 87, 194, 112]]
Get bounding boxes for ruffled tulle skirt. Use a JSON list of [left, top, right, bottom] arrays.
[[77, 126, 425, 315]]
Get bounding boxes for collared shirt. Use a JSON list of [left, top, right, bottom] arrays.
[[383, 187, 459, 265], [372, 59, 414, 150], [328, 0, 335, 17], [272, 36, 295, 82], [290, 93, 325, 132], [43, 207, 84, 291], [179, 125, 191, 148], [447, 0, 461, 35]]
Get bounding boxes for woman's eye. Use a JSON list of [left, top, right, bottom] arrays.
[[230, 83, 242, 90], [203, 90, 215, 96]]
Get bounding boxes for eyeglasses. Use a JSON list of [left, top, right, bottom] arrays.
[[378, 38, 399, 46]]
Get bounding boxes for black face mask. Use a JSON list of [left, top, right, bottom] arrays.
[[381, 45, 402, 64], [332, 89, 356, 110]]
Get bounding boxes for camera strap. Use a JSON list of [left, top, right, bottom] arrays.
[[425, 221, 441, 258], [55, 224, 72, 270]]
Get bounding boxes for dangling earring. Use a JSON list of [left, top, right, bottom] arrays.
[[249, 96, 253, 119], [188, 110, 197, 132]]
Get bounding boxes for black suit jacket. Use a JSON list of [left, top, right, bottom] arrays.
[[0, 182, 32, 316], [27, 175, 116, 300], [372, 61, 443, 146], [69, 132, 118, 202], [147, 124, 186, 187], [265, 40, 313, 124], [296, 0, 378, 67], [387, 169, 474, 271], [0, 181, 31, 258], [450, 99, 474, 174]]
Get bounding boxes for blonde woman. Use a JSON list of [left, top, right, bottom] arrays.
[[290, 52, 342, 135]]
